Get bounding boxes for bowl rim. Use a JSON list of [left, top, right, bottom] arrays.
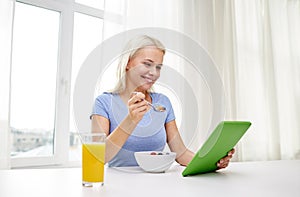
[[134, 151, 176, 173], [134, 151, 176, 156]]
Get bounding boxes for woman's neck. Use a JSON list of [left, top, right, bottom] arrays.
[[119, 89, 151, 103]]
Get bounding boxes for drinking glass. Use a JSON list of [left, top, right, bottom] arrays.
[[80, 132, 106, 187]]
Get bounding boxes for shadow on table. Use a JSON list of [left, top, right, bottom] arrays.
[[182, 170, 244, 180]]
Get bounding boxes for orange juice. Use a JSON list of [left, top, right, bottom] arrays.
[[82, 143, 105, 184]]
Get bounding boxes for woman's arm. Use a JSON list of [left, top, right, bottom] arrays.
[[91, 115, 137, 163], [165, 120, 194, 166], [91, 93, 149, 163]]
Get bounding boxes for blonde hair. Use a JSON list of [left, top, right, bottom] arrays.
[[110, 35, 165, 93]]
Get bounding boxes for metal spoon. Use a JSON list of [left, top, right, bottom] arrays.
[[132, 92, 166, 112], [146, 101, 166, 112]]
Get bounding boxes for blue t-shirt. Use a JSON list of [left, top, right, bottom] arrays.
[[91, 92, 176, 167]]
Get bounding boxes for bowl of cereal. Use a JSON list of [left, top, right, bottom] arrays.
[[134, 151, 176, 173]]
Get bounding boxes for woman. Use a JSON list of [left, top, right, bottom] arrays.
[[91, 35, 234, 168]]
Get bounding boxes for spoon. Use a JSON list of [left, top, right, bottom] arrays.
[[146, 101, 166, 112], [132, 92, 166, 112]]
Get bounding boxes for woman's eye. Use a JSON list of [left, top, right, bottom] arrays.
[[143, 62, 152, 67], [156, 65, 162, 70], [142, 62, 162, 70]]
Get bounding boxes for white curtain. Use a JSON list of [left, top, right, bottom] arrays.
[[0, 0, 15, 169], [103, 0, 300, 161], [232, 0, 300, 161]]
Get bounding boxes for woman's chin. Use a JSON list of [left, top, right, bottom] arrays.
[[136, 84, 154, 91]]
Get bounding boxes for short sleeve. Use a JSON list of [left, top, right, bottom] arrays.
[[152, 93, 175, 124], [90, 93, 111, 119], [163, 96, 176, 123]]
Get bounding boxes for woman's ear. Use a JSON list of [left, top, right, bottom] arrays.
[[126, 59, 131, 71]]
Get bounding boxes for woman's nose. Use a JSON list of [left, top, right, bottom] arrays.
[[148, 65, 157, 75]]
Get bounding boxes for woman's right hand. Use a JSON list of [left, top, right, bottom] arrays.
[[128, 92, 149, 123]]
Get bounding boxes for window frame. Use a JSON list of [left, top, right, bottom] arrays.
[[11, 0, 105, 168]]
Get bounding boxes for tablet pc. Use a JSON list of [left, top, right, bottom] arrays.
[[182, 121, 251, 176]]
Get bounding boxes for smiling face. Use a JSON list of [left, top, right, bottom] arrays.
[[126, 46, 164, 93]]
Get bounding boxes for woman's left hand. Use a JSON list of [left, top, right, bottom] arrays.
[[217, 149, 235, 169]]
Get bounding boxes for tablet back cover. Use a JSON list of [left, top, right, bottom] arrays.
[[182, 121, 251, 176]]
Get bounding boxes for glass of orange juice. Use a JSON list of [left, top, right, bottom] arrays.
[[80, 132, 106, 187]]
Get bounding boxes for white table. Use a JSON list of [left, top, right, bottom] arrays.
[[0, 160, 299, 197]]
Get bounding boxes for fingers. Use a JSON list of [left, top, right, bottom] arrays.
[[228, 148, 235, 156], [217, 149, 235, 169], [128, 92, 145, 105], [130, 91, 145, 99], [129, 100, 148, 113], [128, 92, 149, 123], [128, 92, 147, 109], [217, 157, 230, 169]]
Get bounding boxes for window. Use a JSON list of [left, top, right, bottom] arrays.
[[10, 0, 108, 168], [69, 12, 103, 162], [10, 2, 60, 167], [75, 0, 104, 10]]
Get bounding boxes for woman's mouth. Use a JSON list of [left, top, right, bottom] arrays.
[[141, 76, 155, 83]]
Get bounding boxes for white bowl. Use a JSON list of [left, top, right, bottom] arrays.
[[134, 151, 176, 173]]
